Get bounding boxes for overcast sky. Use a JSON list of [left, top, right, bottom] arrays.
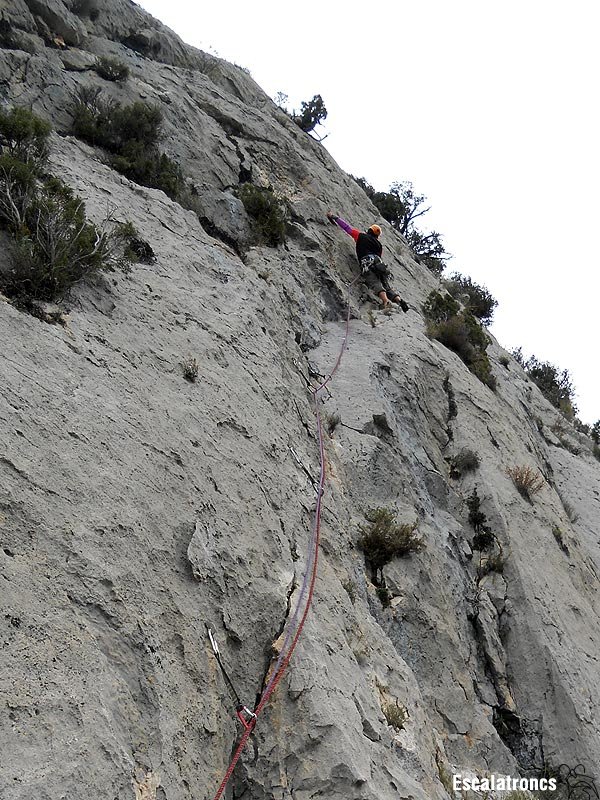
[[138, 0, 598, 424]]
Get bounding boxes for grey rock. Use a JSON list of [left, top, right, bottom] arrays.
[[23, 0, 87, 45], [1, 1, 600, 798], [59, 47, 96, 70], [191, 189, 252, 253]]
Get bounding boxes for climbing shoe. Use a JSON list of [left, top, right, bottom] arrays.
[[398, 299, 409, 313]]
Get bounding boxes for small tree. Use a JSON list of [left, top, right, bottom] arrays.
[[445, 272, 498, 325], [354, 177, 451, 274], [293, 94, 327, 133]]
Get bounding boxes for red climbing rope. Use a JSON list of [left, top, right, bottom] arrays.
[[209, 280, 357, 800]]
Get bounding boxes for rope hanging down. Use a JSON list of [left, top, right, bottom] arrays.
[[209, 278, 357, 800]]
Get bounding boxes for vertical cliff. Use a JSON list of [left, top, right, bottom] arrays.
[[1, 3, 599, 799]]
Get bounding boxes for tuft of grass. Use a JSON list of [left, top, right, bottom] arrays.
[[342, 579, 357, 604], [449, 448, 480, 478], [94, 56, 129, 82], [506, 465, 544, 500], [325, 411, 341, 435], [181, 356, 199, 383], [552, 525, 569, 554], [382, 700, 407, 731], [358, 508, 423, 578], [437, 762, 454, 795]]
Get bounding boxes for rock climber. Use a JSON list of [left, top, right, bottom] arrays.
[[326, 211, 409, 311]]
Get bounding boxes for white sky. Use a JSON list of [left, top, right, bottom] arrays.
[[138, 0, 599, 424]]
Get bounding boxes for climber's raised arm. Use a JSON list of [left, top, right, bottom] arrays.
[[326, 211, 360, 241]]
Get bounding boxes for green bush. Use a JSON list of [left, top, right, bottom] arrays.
[[236, 183, 287, 246], [466, 487, 493, 548], [358, 508, 422, 582], [422, 290, 459, 323], [71, 88, 184, 199], [94, 56, 130, 82], [444, 272, 498, 325], [376, 586, 391, 607], [0, 106, 51, 164], [512, 347, 577, 419], [0, 106, 131, 303], [423, 291, 496, 389]]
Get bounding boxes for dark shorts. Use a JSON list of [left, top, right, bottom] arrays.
[[361, 260, 399, 300]]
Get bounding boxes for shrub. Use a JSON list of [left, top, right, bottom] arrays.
[[376, 586, 391, 607], [71, 88, 184, 199], [181, 356, 199, 383], [293, 94, 327, 133], [423, 290, 496, 389], [591, 420, 600, 444], [358, 508, 422, 581], [444, 272, 498, 325], [0, 108, 130, 303], [94, 56, 129, 82], [382, 700, 407, 731], [506, 465, 544, 500], [450, 448, 480, 478], [472, 529, 495, 551], [422, 290, 459, 323], [466, 487, 493, 550], [236, 183, 287, 246], [0, 184, 131, 301], [512, 347, 577, 419], [499, 354, 510, 367], [124, 235, 155, 264], [0, 106, 51, 164]]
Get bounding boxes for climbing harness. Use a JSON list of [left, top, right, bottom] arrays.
[[208, 278, 358, 800]]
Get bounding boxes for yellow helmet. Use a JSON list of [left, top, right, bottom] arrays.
[[368, 224, 381, 237]]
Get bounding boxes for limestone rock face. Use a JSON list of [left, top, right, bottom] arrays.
[[23, 0, 87, 45], [1, 4, 600, 800]]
